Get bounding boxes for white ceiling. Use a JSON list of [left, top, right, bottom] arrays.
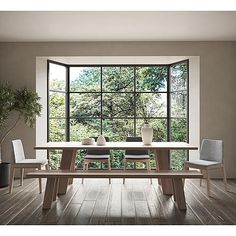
[[0, 11, 236, 42]]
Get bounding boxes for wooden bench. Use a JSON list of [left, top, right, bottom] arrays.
[[26, 170, 202, 210]]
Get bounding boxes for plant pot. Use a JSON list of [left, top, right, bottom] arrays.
[[0, 162, 10, 188]]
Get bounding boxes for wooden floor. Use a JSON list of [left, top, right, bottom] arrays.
[[0, 177, 236, 225]]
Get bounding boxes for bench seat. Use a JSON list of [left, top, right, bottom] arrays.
[[27, 170, 202, 211]]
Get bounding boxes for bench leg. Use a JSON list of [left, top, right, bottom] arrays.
[[172, 178, 186, 210], [172, 179, 176, 202], [58, 149, 77, 195], [43, 178, 57, 210], [38, 165, 42, 194]]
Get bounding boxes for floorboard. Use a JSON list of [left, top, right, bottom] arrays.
[[0, 178, 236, 225]]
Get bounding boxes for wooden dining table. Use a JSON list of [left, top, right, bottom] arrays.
[[35, 141, 197, 196]]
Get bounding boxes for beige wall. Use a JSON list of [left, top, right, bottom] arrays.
[[0, 42, 235, 178]]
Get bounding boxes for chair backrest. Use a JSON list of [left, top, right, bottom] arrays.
[[125, 137, 149, 155], [12, 139, 26, 163], [200, 139, 223, 163], [87, 137, 110, 155]]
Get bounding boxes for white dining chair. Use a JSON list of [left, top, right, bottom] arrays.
[[184, 139, 227, 196], [123, 137, 152, 184], [82, 137, 111, 184], [9, 139, 48, 194]]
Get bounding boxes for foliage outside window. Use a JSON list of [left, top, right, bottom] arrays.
[[48, 61, 188, 170]]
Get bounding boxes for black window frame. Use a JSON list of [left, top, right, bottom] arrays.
[[47, 59, 189, 162]]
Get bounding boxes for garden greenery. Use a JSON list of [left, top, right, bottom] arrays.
[[0, 82, 42, 162]]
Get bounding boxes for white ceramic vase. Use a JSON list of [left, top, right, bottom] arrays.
[[141, 124, 153, 145], [96, 135, 106, 146]]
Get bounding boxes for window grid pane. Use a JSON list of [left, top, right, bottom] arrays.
[[49, 63, 66, 92]]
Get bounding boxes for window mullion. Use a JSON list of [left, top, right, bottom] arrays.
[[167, 65, 171, 142], [134, 66, 136, 137], [66, 65, 70, 141], [100, 67, 103, 135]]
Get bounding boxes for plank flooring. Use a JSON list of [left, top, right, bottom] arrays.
[[0, 177, 236, 225]]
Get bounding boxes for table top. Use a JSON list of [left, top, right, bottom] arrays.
[[35, 141, 198, 150]]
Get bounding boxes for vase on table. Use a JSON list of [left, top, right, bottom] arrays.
[[96, 135, 106, 146], [141, 123, 153, 145]]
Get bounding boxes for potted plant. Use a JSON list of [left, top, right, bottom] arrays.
[[0, 82, 42, 187]]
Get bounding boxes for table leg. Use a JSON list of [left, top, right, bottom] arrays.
[[58, 149, 77, 195], [53, 178, 59, 201], [155, 149, 173, 195]]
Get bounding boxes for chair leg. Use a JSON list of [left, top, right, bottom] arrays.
[[123, 159, 126, 184], [38, 165, 42, 194], [9, 166, 16, 194], [20, 168, 24, 186], [108, 159, 111, 184], [82, 161, 87, 184], [222, 165, 228, 191], [45, 163, 50, 170], [147, 160, 152, 184], [156, 159, 161, 186], [200, 169, 203, 187], [206, 168, 211, 196]]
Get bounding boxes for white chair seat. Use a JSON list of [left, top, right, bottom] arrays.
[[186, 159, 220, 166], [125, 154, 150, 159], [17, 158, 48, 164], [85, 154, 110, 159]]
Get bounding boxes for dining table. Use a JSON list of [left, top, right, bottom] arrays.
[[34, 141, 198, 196]]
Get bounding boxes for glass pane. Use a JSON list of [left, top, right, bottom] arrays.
[[70, 119, 100, 141], [76, 151, 86, 169], [170, 118, 187, 142], [136, 93, 167, 118], [170, 62, 188, 91], [49, 92, 66, 118], [70, 93, 101, 118], [136, 119, 167, 141], [102, 67, 134, 92], [70, 67, 100, 92], [49, 119, 66, 141], [110, 150, 125, 168], [48, 150, 62, 170], [102, 93, 134, 118], [102, 119, 134, 141], [170, 91, 187, 117], [136, 66, 167, 92], [49, 63, 66, 91], [171, 150, 188, 170]]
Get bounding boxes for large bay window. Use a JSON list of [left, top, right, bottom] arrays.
[[47, 60, 189, 170]]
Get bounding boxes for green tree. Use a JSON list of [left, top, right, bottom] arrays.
[[0, 84, 42, 162]]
